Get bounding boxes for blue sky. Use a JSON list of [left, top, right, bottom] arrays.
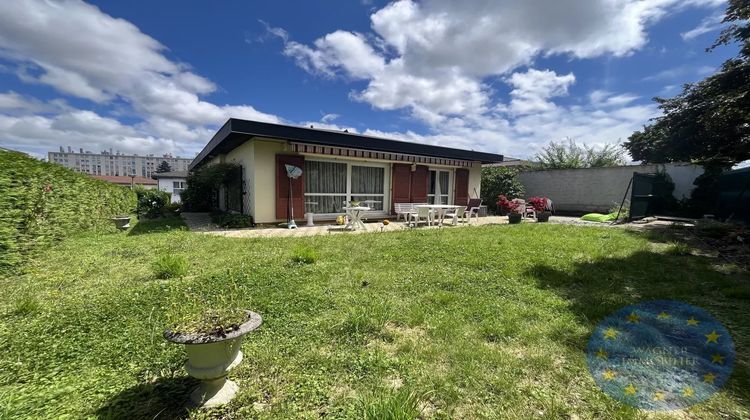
[[0, 0, 736, 160]]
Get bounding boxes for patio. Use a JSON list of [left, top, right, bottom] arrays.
[[181, 213, 613, 238]]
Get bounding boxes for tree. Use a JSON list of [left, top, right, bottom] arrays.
[[156, 161, 172, 173], [480, 166, 525, 214], [624, 0, 750, 166], [535, 139, 626, 169]]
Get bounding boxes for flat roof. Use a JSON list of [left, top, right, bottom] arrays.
[[152, 171, 188, 179], [190, 118, 503, 170]]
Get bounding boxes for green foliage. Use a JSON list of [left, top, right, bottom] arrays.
[[152, 254, 189, 279], [536, 139, 626, 169], [361, 389, 421, 420], [0, 149, 136, 273], [480, 166, 525, 214], [625, 1, 749, 165], [290, 245, 318, 264], [211, 212, 253, 228], [13, 293, 40, 316], [181, 163, 240, 211], [155, 161, 172, 173], [134, 186, 170, 218], [170, 308, 247, 336]]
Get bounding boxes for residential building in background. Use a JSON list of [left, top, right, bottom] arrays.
[[47, 146, 192, 178], [153, 171, 188, 203]]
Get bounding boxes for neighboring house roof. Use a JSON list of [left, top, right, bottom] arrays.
[[190, 118, 504, 170], [152, 171, 188, 179], [92, 175, 157, 186]]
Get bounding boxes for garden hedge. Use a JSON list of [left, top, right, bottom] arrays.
[[0, 149, 137, 272]]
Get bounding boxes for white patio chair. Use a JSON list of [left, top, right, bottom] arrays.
[[394, 202, 412, 222], [445, 205, 467, 225], [466, 199, 482, 223], [409, 206, 433, 227]]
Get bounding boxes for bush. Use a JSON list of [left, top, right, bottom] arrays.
[[290, 245, 318, 264], [182, 163, 241, 212], [152, 254, 189, 279], [134, 187, 170, 218], [481, 167, 525, 214], [211, 212, 253, 228], [0, 150, 136, 273]]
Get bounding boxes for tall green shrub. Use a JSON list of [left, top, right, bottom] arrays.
[[481, 166, 525, 214], [0, 150, 136, 272], [181, 163, 240, 211]]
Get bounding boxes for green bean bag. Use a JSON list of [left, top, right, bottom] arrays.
[[581, 212, 618, 223]]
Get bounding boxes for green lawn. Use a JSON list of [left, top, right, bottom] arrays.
[[1, 219, 748, 419]]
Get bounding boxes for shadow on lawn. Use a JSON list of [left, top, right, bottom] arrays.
[[128, 216, 187, 236], [96, 376, 198, 419], [526, 249, 750, 410]]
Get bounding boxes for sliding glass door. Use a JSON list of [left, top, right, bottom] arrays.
[[304, 161, 347, 214], [304, 159, 388, 215], [428, 169, 451, 204]]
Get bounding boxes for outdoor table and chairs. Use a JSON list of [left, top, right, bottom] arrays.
[[342, 206, 371, 231], [411, 204, 461, 227]]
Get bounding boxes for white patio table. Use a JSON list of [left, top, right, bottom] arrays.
[[342, 206, 371, 231], [414, 204, 461, 227]]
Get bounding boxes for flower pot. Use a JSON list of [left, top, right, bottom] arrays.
[[536, 211, 551, 222], [164, 311, 262, 407], [508, 213, 522, 224], [110, 216, 131, 231]]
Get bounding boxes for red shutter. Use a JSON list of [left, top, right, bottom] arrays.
[[454, 168, 470, 206], [391, 163, 412, 213], [410, 165, 429, 203], [276, 154, 305, 220]]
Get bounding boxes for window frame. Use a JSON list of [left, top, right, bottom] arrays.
[[303, 157, 390, 218]]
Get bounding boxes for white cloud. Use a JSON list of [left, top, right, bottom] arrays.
[[0, 0, 281, 156], [505, 69, 576, 115], [681, 13, 725, 40], [281, 0, 723, 131]]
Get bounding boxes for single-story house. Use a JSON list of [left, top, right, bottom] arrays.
[[190, 118, 504, 224], [153, 171, 188, 203], [92, 175, 157, 189]]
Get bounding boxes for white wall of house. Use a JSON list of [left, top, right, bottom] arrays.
[[518, 163, 704, 213], [157, 177, 187, 203]]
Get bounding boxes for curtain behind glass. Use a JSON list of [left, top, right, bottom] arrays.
[[305, 161, 347, 213], [305, 161, 346, 193], [351, 166, 384, 194]]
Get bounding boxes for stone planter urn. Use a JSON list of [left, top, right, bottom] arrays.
[[164, 311, 262, 407], [110, 215, 131, 231], [508, 213, 522, 224], [536, 211, 551, 222]]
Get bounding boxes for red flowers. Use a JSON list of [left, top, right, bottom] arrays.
[[497, 195, 522, 214], [528, 197, 549, 212]]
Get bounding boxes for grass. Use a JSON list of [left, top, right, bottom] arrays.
[[152, 254, 190, 279], [0, 218, 749, 419]]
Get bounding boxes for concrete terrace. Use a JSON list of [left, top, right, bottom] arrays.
[[180, 213, 616, 238]]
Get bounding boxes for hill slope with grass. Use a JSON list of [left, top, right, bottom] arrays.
[[0, 149, 136, 272]]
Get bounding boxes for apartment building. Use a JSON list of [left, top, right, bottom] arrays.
[[48, 146, 192, 178]]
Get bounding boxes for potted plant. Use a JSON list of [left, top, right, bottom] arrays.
[[164, 309, 262, 407], [110, 215, 131, 231], [497, 195, 523, 224], [528, 197, 552, 222]]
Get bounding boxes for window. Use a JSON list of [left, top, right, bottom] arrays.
[[428, 169, 451, 204], [172, 181, 186, 195], [304, 161, 347, 214], [304, 160, 388, 214], [351, 165, 385, 211]]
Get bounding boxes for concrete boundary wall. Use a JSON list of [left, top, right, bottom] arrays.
[[518, 163, 704, 213]]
